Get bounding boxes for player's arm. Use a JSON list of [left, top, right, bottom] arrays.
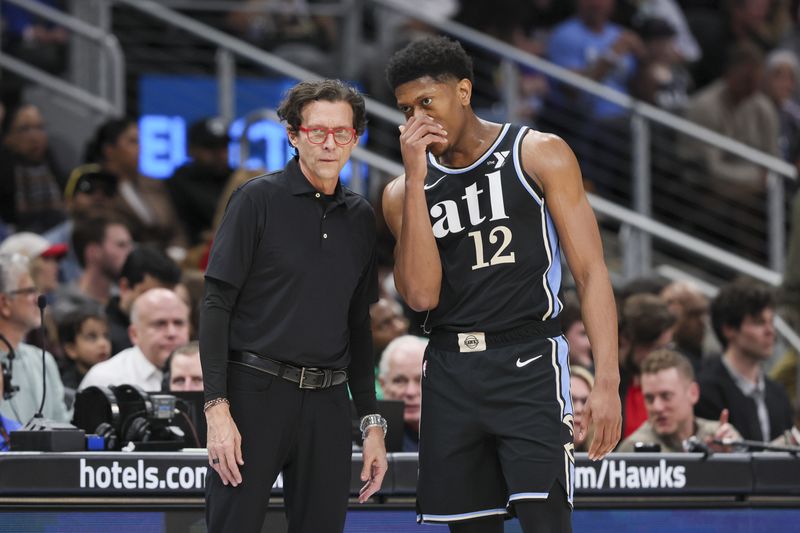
[[382, 116, 447, 311], [522, 131, 621, 460]]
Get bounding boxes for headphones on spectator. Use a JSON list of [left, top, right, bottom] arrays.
[[0, 333, 18, 401]]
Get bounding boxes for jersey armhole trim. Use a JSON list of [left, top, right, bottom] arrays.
[[513, 126, 545, 205]]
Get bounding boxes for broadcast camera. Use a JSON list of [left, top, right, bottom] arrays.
[[72, 384, 188, 451]]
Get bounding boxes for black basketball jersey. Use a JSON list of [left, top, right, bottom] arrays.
[[423, 123, 563, 332]]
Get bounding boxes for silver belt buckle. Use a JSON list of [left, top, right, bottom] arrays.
[[299, 367, 319, 389], [457, 332, 487, 353]]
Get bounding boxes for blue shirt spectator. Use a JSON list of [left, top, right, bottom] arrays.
[[547, 16, 637, 119]]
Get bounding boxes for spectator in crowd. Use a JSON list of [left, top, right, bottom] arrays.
[[630, 17, 692, 112], [543, 0, 644, 197], [681, 42, 779, 194], [634, 0, 702, 64], [79, 288, 189, 392], [167, 117, 233, 247], [763, 49, 800, 165], [163, 341, 203, 392], [0, 358, 23, 450], [0, 103, 66, 233], [105, 245, 182, 356], [0, 231, 69, 357], [56, 307, 111, 392], [727, 0, 792, 54], [618, 349, 742, 452], [685, 0, 792, 89], [0, 253, 70, 424], [695, 279, 794, 442], [0, 232, 66, 296], [378, 335, 426, 452], [85, 118, 186, 252], [614, 275, 671, 309], [370, 297, 410, 362], [454, 0, 571, 123], [560, 296, 593, 370], [0, 0, 68, 76], [619, 293, 676, 438], [51, 212, 133, 320], [571, 365, 594, 452], [370, 297, 410, 399], [44, 166, 119, 283], [661, 281, 711, 373], [225, 0, 340, 77], [547, 0, 644, 121]]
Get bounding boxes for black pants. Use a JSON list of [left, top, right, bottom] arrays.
[[206, 363, 353, 533]]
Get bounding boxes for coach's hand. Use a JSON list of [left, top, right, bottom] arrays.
[[582, 380, 622, 461], [206, 402, 244, 487], [358, 428, 388, 503]]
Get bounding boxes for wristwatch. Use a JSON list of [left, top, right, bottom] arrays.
[[360, 414, 388, 440]]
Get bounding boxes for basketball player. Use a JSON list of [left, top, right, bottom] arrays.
[[383, 37, 621, 532]]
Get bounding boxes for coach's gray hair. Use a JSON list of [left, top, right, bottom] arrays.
[[379, 335, 428, 378], [0, 253, 32, 294]]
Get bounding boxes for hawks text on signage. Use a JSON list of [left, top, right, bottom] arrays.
[[575, 459, 687, 490]]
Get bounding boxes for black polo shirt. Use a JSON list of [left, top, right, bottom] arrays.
[[201, 157, 378, 415]]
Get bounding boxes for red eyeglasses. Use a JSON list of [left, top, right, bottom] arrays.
[[298, 126, 357, 145]]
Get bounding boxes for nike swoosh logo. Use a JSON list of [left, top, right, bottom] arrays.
[[516, 355, 543, 368], [423, 175, 447, 191]]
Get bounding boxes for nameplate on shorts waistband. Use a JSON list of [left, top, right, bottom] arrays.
[[457, 332, 486, 353]]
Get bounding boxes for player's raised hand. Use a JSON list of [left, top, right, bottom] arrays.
[[398, 115, 447, 183]]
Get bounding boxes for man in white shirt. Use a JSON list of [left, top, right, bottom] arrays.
[[79, 288, 189, 391]]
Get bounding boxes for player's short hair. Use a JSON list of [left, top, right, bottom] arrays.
[[386, 36, 474, 91], [276, 79, 367, 136], [711, 278, 774, 348], [640, 349, 695, 382]]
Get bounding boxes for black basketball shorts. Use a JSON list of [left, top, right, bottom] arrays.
[[416, 333, 574, 524]]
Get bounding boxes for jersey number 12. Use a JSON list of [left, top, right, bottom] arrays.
[[468, 226, 516, 270]]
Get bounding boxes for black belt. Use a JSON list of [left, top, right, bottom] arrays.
[[229, 351, 347, 389], [428, 319, 562, 353]]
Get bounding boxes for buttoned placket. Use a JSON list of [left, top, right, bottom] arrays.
[[316, 192, 339, 246]]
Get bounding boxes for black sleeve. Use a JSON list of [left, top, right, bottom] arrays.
[[347, 239, 380, 419], [694, 376, 724, 421], [199, 276, 239, 403], [205, 185, 266, 290]]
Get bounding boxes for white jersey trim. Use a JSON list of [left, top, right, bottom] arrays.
[[427, 123, 511, 174], [508, 492, 549, 502], [418, 508, 508, 523]]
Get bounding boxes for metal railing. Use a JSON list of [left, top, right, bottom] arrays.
[[114, 0, 403, 125], [0, 0, 125, 116], [370, 0, 795, 275]]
